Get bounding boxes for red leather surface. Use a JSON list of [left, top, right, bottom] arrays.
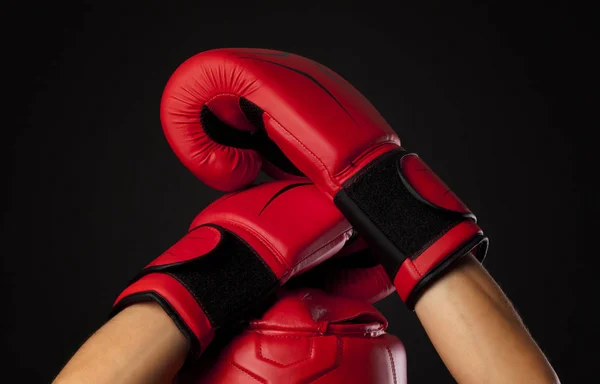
[[190, 181, 352, 282], [394, 221, 482, 302], [317, 236, 395, 303], [206, 94, 256, 132], [252, 289, 388, 332], [177, 289, 407, 384], [319, 264, 395, 304], [146, 226, 221, 267], [399, 153, 471, 214], [160, 48, 401, 194], [272, 235, 395, 303], [114, 273, 214, 353]]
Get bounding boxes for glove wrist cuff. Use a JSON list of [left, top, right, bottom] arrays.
[[334, 148, 488, 308], [394, 222, 488, 309], [112, 224, 281, 358], [111, 273, 215, 358]]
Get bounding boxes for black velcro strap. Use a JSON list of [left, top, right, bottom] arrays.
[[334, 149, 466, 277], [140, 224, 279, 328]]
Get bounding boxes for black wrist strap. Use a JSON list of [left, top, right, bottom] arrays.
[[111, 225, 279, 356], [334, 149, 471, 278]]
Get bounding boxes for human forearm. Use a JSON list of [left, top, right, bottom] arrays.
[[54, 302, 189, 384], [414, 254, 559, 384]]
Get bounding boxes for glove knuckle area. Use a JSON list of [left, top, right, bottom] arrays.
[[192, 181, 349, 275], [161, 50, 263, 192]]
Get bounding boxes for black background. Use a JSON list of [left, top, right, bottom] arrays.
[[4, 3, 590, 383]]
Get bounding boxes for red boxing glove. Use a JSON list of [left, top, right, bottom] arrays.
[[286, 236, 395, 304], [177, 288, 407, 384], [160, 48, 488, 308], [112, 181, 352, 357]]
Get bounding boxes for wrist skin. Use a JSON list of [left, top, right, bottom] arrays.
[[414, 253, 560, 384], [54, 302, 189, 384]]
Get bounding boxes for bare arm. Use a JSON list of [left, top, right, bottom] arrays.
[[414, 254, 560, 383], [53, 302, 189, 384]]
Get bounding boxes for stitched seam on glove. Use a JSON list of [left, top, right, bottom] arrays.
[[258, 335, 315, 367], [263, 113, 335, 182], [334, 140, 400, 182], [279, 227, 353, 281], [385, 345, 398, 384], [231, 361, 266, 383]]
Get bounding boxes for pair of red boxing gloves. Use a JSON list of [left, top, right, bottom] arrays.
[[112, 49, 488, 364]]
